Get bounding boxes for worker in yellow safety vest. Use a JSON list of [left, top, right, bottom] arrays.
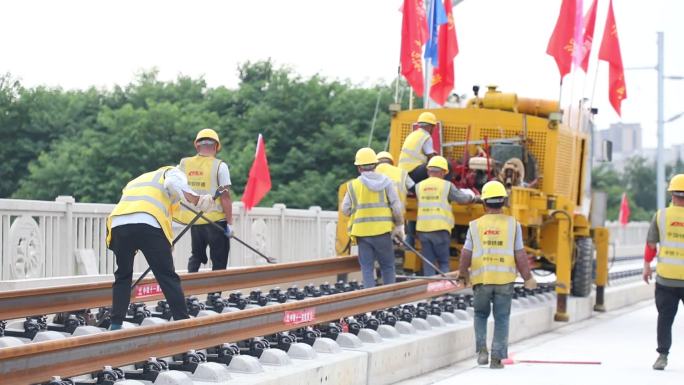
[[106, 166, 215, 330], [376, 151, 414, 213], [458, 180, 537, 369], [398, 112, 440, 184], [341, 148, 404, 288], [643, 174, 684, 370], [415, 156, 476, 276], [175, 128, 234, 273]]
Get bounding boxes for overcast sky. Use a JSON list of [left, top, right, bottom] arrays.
[[1, 0, 681, 148]]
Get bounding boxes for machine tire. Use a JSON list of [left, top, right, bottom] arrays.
[[571, 237, 594, 297]]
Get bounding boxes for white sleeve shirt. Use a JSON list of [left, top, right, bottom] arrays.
[[218, 162, 232, 187]]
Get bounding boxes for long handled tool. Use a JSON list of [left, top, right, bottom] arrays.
[[131, 190, 221, 290], [394, 237, 460, 287], [180, 201, 278, 264]]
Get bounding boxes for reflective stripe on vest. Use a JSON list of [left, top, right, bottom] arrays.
[[347, 178, 393, 237], [398, 129, 430, 172], [469, 214, 517, 285], [376, 163, 408, 212], [107, 167, 176, 245], [416, 177, 454, 232], [656, 207, 684, 280], [174, 155, 225, 224]]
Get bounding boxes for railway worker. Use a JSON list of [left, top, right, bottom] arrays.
[[106, 166, 215, 330], [376, 151, 414, 213], [457, 180, 537, 369], [415, 156, 476, 276], [398, 112, 439, 185], [643, 174, 684, 370], [175, 128, 234, 273], [341, 147, 404, 288]]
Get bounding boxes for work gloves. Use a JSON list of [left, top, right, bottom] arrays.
[[224, 223, 233, 238], [392, 224, 405, 242], [524, 277, 538, 290], [196, 194, 215, 212]]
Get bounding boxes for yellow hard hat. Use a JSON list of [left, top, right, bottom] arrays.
[[427, 155, 449, 172], [354, 147, 378, 166], [195, 128, 221, 151], [417, 112, 437, 125], [481, 181, 508, 200], [668, 174, 684, 192], [376, 151, 394, 163]]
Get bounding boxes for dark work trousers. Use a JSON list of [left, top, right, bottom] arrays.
[[187, 221, 230, 272], [655, 282, 684, 354], [109, 224, 189, 325]]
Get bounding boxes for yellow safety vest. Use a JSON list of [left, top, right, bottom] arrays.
[[174, 155, 226, 224], [398, 129, 431, 172], [347, 178, 394, 237], [416, 177, 454, 232], [106, 167, 179, 246], [656, 207, 684, 280], [469, 214, 518, 285], [376, 163, 408, 212]]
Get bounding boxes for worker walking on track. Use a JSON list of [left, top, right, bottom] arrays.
[[458, 180, 537, 369], [643, 174, 684, 371], [398, 112, 439, 184], [376, 151, 414, 212], [106, 166, 215, 330], [415, 156, 475, 276], [342, 148, 404, 288], [175, 128, 234, 273]]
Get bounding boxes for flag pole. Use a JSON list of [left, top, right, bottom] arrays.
[[394, 65, 401, 104]]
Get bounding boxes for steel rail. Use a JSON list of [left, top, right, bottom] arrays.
[[0, 275, 462, 385], [0, 256, 360, 320]]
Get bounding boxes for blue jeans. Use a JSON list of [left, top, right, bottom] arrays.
[[417, 231, 450, 276], [357, 233, 396, 288], [405, 221, 417, 247], [473, 283, 514, 359]]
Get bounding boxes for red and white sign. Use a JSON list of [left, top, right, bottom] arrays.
[[135, 283, 162, 298], [427, 280, 456, 293], [283, 308, 316, 325]]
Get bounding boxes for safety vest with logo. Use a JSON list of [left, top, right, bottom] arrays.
[[107, 167, 179, 246], [398, 129, 431, 172], [376, 163, 408, 212], [469, 214, 518, 285], [416, 177, 454, 232], [346, 178, 394, 237], [174, 155, 226, 224], [656, 206, 684, 280]]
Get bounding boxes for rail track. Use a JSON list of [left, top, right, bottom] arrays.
[[0, 254, 643, 385]]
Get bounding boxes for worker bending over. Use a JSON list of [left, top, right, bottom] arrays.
[[398, 112, 439, 184], [643, 174, 684, 370], [458, 181, 537, 369], [342, 148, 404, 288], [106, 166, 215, 330]]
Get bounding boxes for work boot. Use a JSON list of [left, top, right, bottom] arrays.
[[653, 354, 668, 370], [477, 349, 489, 365], [490, 357, 504, 369]]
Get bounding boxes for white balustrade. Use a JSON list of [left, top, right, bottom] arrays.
[[0, 197, 338, 279]]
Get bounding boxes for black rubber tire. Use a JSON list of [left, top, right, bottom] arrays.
[[571, 237, 594, 297]]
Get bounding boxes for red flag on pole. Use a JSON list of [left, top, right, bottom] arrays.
[[546, 0, 579, 79], [400, 0, 429, 97], [242, 134, 272, 211], [618, 192, 630, 226], [429, 0, 459, 106], [598, 0, 627, 116], [579, 0, 598, 72]]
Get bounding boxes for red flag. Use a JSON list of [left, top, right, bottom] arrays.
[[618, 192, 630, 226], [242, 134, 272, 211], [546, 0, 579, 79], [579, 0, 598, 72], [598, 0, 627, 116], [401, 0, 429, 97], [429, 0, 459, 106]]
